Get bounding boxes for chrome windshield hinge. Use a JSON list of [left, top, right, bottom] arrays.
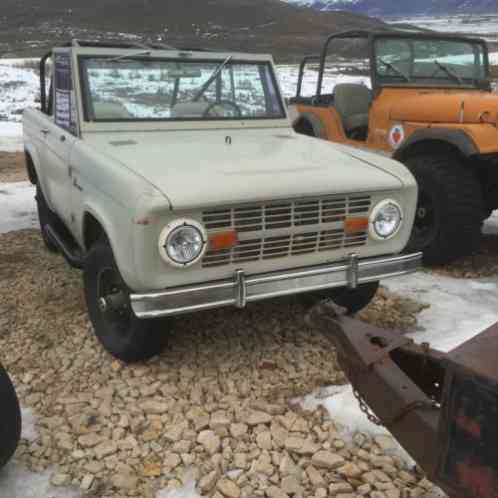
[[347, 253, 359, 289], [234, 269, 247, 308]]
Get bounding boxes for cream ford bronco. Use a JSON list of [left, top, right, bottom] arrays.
[[23, 40, 421, 363]]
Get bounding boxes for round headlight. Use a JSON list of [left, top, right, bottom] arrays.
[[369, 200, 403, 240], [158, 220, 207, 267]]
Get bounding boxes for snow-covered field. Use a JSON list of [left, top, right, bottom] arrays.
[[387, 14, 498, 43]]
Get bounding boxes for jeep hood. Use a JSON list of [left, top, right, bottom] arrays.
[[390, 90, 498, 124], [84, 129, 405, 211]]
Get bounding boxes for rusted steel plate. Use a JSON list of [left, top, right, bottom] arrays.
[[311, 305, 498, 498], [437, 323, 498, 498]]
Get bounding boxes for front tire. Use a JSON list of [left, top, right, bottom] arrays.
[[300, 281, 379, 314], [83, 240, 167, 363], [0, 363, 21, 469], [404, 154, 484, 265]]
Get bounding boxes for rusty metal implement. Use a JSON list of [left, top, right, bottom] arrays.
[[311, 304, 498, 498]]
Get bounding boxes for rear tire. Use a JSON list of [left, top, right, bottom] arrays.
[[83, 240, 168, 363], [300, 281, 379, 314], [0, 363, 21, 469], [36, 184, 59, 253], [404, 154, 484, 265]]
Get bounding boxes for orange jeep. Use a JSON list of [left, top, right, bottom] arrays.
[[289, 30, 497, 265]]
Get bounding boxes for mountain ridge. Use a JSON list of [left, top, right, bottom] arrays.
[[0, 0, 389, 60]]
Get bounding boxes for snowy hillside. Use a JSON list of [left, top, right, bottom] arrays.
[[283, 0, 498, 16]]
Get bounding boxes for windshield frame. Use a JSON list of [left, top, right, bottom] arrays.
[[77, 54, 287, 123], [371, 33, 490, 90]]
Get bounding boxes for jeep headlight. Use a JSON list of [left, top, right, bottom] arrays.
[[158, 219, 207, 267], [369, 200, 403, 240]]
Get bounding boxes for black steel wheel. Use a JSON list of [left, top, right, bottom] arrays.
[[300, 281, 379, 315], [404, 154, 484, 265], [0, 363, 21, 469], [84, 240, 167, 363]]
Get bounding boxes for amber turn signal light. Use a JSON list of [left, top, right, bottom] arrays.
[[344, 217, 369, 235], [208, 231, 239, 251]]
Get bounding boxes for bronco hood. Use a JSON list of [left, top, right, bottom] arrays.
[[390, 90, 498, 124], [84, 129, 405, 211]]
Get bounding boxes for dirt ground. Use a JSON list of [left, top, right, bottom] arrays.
[[0, 151, 26, 183]]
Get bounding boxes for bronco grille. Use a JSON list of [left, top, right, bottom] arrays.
[[201, 195, 371, 268]]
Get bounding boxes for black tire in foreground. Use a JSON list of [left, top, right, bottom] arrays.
[[84, 240, 168, 363], [0, 363, 21, 469], [35, 184, 59, 253], [404, 154, 484, 266], [300, 281, 379, 315]]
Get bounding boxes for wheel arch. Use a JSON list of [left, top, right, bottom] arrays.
[[81, 206, 137, 290], [83, 211, 106, 251], [394, 129, 479, 163], [24, 145, 41, 185]]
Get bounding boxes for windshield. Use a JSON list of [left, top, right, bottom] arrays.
[[374, 37, 488, 87], [80, 57, 285, 121]]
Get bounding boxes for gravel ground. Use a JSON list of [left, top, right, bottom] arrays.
[[0, 152, 25, 182], [0, 228, 434, 498]]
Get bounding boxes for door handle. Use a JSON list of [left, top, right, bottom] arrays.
[[72, 178, 83, 192], [40, 129, 50, 136]]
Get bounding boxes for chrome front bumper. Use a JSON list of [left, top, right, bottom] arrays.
[[131, 252, 422, 319]]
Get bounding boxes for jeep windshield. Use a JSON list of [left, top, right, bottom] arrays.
[[80, 57, 285, 121], [374, 36, 488, 88]]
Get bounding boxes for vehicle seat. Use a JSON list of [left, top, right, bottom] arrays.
[[171, 102, 210, 118], [333, 84, 372, 140]]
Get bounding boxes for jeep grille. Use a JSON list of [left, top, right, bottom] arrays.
[[201, 195, 371, 268]]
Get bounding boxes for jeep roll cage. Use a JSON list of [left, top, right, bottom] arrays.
[[294, 30, 491, 100]]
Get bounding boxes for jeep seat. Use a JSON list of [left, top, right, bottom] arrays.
[[93, 101, 132, 120], [171, 102, 210, 118], [333, 83, 372, 139]]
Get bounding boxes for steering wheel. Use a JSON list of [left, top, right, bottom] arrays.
[[203, 100, 242, 118]]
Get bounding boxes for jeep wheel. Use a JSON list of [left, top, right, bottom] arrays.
[[36, 184, 59, 253], [300, 281, 379, 314], [84, 240, 167, 363], [0, 363, 22, 469], [404, 154, 484, 265]]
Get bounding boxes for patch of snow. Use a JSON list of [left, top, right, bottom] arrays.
[[0, 182, 37, 234], [388, 271, 498, 353], [21, 407, 39, 443], [0, 122, 23, 152], [0, 399, 80, 498], [0, 59, 39, 122], [0, 463, 80, 498]]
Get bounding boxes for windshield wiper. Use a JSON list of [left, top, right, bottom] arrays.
[[192, 55, 233, 102], [433, 60, 463, 85], [108, 50, 152, 63], [378, 58, 410, 82]]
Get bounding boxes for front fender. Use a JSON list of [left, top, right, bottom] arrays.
[[80, 200, 137, 290]]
